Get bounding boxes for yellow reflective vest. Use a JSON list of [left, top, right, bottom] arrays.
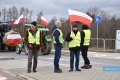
[[83, 30, 91, 45], [28, 30, 40, 45], [69, 31, 81, 48], [53, 28, 64, 44]]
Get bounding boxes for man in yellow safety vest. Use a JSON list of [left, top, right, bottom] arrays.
[[65, 24, 81, 72], [81, 24, 92, 69], [53, 20, 63, 73], [24, 21, 42, 73]]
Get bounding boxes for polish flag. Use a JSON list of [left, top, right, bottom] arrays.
[[13, 14, 24, 25], [7, 34, 22, 45], [68, 9, 93, 27], [40, 16, 48, 26], [0, 74, 7, 80]]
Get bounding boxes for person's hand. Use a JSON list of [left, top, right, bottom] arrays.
[[72, 36, 75, 39], [29, 44, 33, 48]]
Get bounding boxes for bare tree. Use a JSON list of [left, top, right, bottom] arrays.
[[11, 5, 18, 21], [29, 10, 33, 22], [37, 11, 43, 23], [7, 7, 12, 20], [1, 7, 7, 20]]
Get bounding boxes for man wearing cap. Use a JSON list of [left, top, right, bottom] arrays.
[[24, 21, 42, 73], [53, 20, 64, 73], [81, 24, 92, 69], [65, 24, 81, 72]]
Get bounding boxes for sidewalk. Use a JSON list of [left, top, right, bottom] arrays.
[[16, 61, 120, 80], [16, 50, 120, 80], [51, 49, 120, 60]]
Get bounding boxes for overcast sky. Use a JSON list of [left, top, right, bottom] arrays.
[[0, 0, 120, 21]]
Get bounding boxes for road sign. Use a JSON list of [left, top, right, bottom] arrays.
[[94, 16, 102, 24], [116, 30, 120, 50]]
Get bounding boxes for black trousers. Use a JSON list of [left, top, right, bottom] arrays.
[[81, 46, 90, 65]]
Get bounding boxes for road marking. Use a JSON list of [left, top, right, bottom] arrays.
[[115, 57, 120, 59], [3, 71, 16, 78], [0, 74, 7, 80]]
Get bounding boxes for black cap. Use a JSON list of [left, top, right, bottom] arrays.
[[31, 21, 37, 26], [82, 24, 89, 30], [72, 24, 78, 28]]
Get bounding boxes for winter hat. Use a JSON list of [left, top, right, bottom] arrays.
[[82, 24, 89, 30], [72, 24, 78, 28], [55, 20, 62, 26], [31, 21, 37, 26]]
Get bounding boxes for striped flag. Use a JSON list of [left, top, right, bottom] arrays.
[[40, 16, 48, 26], [68, 9, 93, 27], [0, 74, 7, 80], [13, 14, 24, 26]]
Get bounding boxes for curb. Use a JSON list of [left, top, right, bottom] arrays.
[[0, 57, 14, 60], [17, 74, 35, 80]]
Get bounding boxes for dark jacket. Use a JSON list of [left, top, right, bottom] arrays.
[[81, 25, 90, 47], [53, 26, 62, 46], [65, 30, 80, 51], [24, 28, 42, 50]]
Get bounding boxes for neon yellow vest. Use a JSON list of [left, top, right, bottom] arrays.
[[53, 28, 64, 44], [83, 30, 91, 45], [28, 30, 40, 45], [69, 31, 81, 48], [46, 36, 52, 41]]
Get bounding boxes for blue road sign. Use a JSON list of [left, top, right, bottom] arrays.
[[94, 16, 102, 24]]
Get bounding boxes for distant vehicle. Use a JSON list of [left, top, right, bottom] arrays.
[[0, 21, 16, 51], [16, 24, 52, 55]]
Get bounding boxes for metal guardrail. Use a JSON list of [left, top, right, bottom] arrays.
[[61, 38, 119, 53]]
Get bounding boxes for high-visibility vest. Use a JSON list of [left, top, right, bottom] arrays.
[[28, 30, 40, 45], [83, 30, 91, 45], [69, 31, 81, 48], [45, 36, 52, 41], [53, 28, 64, 44]]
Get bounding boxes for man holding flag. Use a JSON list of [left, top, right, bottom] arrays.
[[68, 9, 93, 69], [65, 24, 81, 72]]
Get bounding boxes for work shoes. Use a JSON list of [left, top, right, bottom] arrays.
[[76, 69, 81, 71], [69, 69, 73, 72], [54, 69, 62, 73], [33, 70, 37, 73], [81, 64, 92, 69], [27, 71, 31, 73]]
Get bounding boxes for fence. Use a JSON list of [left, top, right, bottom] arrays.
[[62, 38, 119, 53]]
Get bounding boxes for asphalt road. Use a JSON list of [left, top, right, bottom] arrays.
[[0, 51, 120, 80]]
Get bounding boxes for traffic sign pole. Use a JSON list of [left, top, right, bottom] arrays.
[[94, 16, 102, 51], [97, 23, 98, 51]]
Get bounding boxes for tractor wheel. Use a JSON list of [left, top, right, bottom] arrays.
[[16, 46, 22, 54], [24, 44, 28, 55]]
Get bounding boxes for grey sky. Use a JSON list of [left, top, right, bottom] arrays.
[[0, 0, 120, 21]]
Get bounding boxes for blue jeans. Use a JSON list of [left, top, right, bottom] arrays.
[[70, 50, 80, 69], [54, 45, 62, 70]]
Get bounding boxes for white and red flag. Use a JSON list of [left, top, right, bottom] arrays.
[[68, 9, 93, 27], [13, 14, 24, 26], [7, 33, 22, 45], [0, 74, 7, 80], [40, 16, 48, 26]]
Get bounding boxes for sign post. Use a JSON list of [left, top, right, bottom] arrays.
[[94, 16, 102, 50]]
